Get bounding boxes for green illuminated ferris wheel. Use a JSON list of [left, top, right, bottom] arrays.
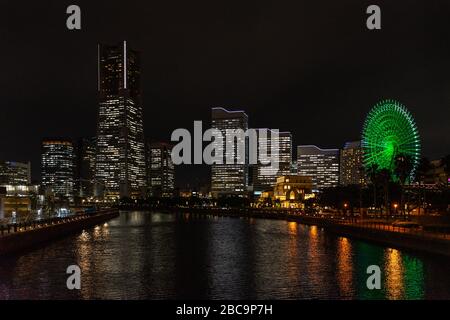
[[362, 99, 421, 181]]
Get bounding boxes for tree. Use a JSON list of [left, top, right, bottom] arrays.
[[443, 155, 450, 181], [416, 157, 431, 215], [394, 154, 413, 217], [378, 168, 392, 217], [366, 163, 379, 213]]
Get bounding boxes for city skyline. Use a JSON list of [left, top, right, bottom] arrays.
[[1, 1, 450, 303], [1, 1, 450, 187]]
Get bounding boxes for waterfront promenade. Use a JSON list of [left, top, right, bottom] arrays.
[[0, 209, 119, 255]]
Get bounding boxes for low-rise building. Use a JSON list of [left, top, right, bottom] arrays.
[[273, 175, 313, 208]]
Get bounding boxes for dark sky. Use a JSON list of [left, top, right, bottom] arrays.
[[1, 0, 450, 187]]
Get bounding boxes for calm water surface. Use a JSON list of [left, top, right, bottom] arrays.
[[0, 211, 449, 299]]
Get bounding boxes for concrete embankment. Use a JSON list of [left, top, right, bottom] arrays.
[[322, 222, 450, 257], [153, 207, 450, 257], [0, 210, 119, 256]]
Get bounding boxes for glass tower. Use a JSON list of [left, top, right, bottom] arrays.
[[74, 137, 96, 199], [95, 41, 146, 198], [297, 145, 339, 191], [0, 161, 31, 186], [252, 130, 292, 192], [41, 138, 74, 200], [211, 107, 248, 197], [147, 142, 175, 198], [340, 140, 366, 186]]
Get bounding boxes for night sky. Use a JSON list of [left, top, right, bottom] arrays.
[[1, 0, 450, 187]]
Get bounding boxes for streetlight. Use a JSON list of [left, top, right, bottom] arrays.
[[393, 203, 398, 216], [343, 202, 348, 219]]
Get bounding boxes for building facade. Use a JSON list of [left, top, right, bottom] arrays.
[[297, 145, 339, 191], [273, 175, 313, 208], [74, 137, 96, 199], [340, 140, 366, 186], [147, 142, 175, 197], [95, 41, 146, 198], [211, 107, 248, 197], [290, 160, 298, 175], [252, 130, 292, 192], [0, 161, 34, 217], [0, 161, 31, 186], [41, 138, 74, 200]]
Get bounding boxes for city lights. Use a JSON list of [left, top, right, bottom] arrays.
[[0, 1, 449, 305]]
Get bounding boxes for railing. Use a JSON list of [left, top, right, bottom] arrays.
[[172, 206, 450, 241], [333, 218, 450, 240], [0, 210, 113, 237], [251, 209, 450, 240]]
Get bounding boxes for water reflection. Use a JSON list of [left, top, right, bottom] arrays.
[[336, 237, 353, 298], [285, 222, 301, 297], [305, 225, 326, 298], [401, 256, 424, 299], [385, 249, 404, 299], [0, 211, 448, 299]]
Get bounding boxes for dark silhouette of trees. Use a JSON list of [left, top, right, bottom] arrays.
[[394, 154, 413, 216], [416, 157, 431, 215], [366, 163, 380, 213]]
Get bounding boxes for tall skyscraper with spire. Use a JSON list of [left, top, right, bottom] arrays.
[[95, 41, 146, 199]]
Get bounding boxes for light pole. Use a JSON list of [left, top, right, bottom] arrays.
[[393, 203, 398, 217]]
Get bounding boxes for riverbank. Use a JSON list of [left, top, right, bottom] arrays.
[[146, 207, 450, 257], [0, 209, 119, 256]]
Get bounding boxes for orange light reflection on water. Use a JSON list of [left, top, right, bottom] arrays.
[[336, 237, 353, 298], [385, 248, 404, 300]]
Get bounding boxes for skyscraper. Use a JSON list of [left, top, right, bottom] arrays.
[[290, 160, 298, 175], [74, 137, 96, 199], [340, 140, 366, 186], [211, 107, 248, 197], [0, 161, 35, 217], [279, 132, 293, 176], [252, 130, 292, 192], [147, 142, 175, 197], [0, 161, 31, 186], [95, 41, 146, 198], [41, 138, 74, 199], [297, 145, 339, 191]]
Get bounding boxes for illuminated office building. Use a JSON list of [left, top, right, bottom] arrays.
[[211, 107, 248, 197], [278, 132, 293, 176], [290, 160, 298, 175], [0, 161, 37, 217], [74, 137, 96, 199], [147, 142, 175, 197], [0, 161, 31, 186], [297, 145, 339, 191], [41, 138, 74, 200], [95, 41, 146, 198], [252, 130, 292, 192], [340, 140, 366, 186]]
